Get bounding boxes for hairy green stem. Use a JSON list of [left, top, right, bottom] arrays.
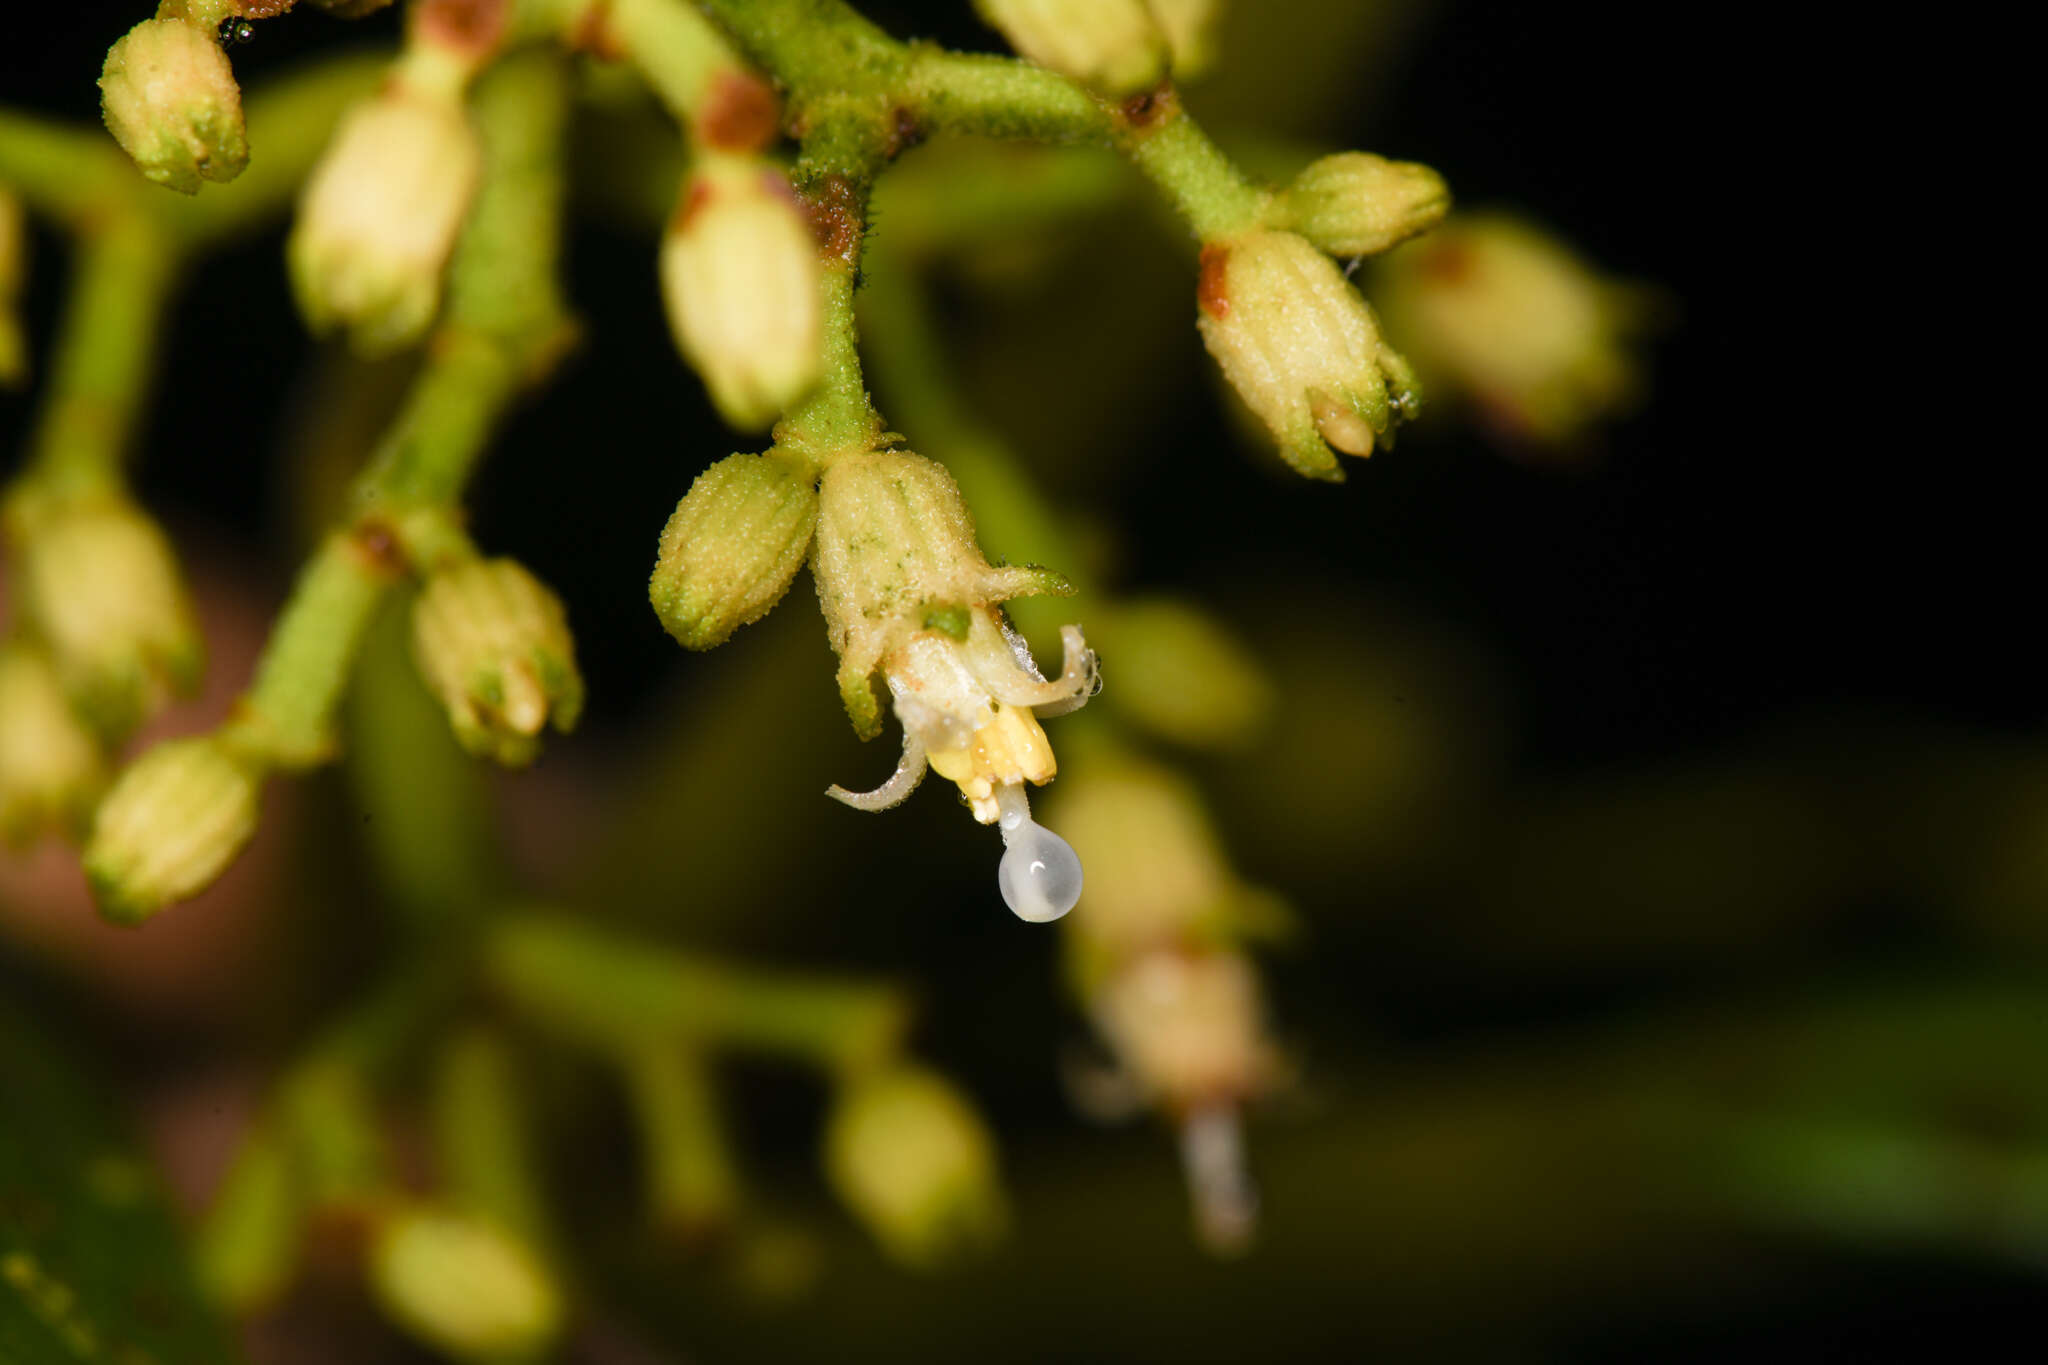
[[224, 51, 574, 768]]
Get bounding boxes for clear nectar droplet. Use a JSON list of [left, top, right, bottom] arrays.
[[993, 783, 1082, 923]]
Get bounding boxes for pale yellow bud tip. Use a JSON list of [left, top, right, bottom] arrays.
[[84, 736, 262, 925], [289, 88, 482, 354], [976, 0, 1168, 95], [370, 1208, 563, 1360], [412, 558, 584, 767], [99, 18, 248, 195], [0, 643, 106, 846], [661, 157, 824, 431]]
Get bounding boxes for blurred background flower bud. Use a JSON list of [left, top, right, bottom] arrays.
[[824, 1065, 1008, 1268], [1, 187, 26, 386], [1052, 754, 1288, 987], [1092, 950, 1276, 1111], [0, 641, 105, 845], [412, 557, 584, 767], [1197, 228, 1420, 479], [13, 494, 204, 738], [288, 86, 482, 354], [660, 154, 823, 431], [1268, 151, 1449, 259], [83, 734, 262, 925], [1371, 212, 1649, 449], [1146, 0, 1222, 78], [369, 1206, 564, 1362], [1095, 598, 1273, 749], [650, 449, 819, 649], [97, 17, 248, 194], [975, 0, 1169, 97]]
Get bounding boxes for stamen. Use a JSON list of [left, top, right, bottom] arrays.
[[993, 782, 1083, 922], [988, 623, 1099, 714], [826, 727, 929, 811], [1180, 1103, 1258, 1255]]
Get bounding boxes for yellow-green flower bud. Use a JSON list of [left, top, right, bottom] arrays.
[[98, 18, 248, 195], [649, 449, 819, 650], [1196, 228, 1420, 480], [975, 0, 1168, 96], [412, 558, 584, 768], [811, 450, 1068, 739], [289, 86, 482, 354], [14, 495, 204, 738], [83, 735, 262, 925], [1, 188, 26, 387], [0, 642, 105, 845], [660, 154, 824, 431], [1093, 950, 1275, 1111], [1098, 598, 1272, 749], [1372, 212, 1646, 447], [1050, 756, 1285, 989], [1146, 0, 1222, 78], [824, 1065, 1007, 1268], [1267, 152, 1450, 259], [370, 1207, 563, 1361]]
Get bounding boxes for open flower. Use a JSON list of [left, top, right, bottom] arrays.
[[812, 450, 1097, 921]]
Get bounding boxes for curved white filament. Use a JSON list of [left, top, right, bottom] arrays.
[[825, 728, 929, 812]]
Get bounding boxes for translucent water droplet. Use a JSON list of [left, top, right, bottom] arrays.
[[997, 820, 1082, 922]]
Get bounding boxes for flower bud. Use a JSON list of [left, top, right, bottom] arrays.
[[660, 155, 824, 431], [83, 736, 262, 925], [824, 1065, 1007, 1268], [412, 558, 584, 767], [289, 86, 482, 355], [1146, 0, 1222, 78], [1, 188, 27, 387], [14, 495, 204, 738], [1092, 950, 1274, 1110], [812, 451, 1068, 739], [1050, 756, 1283, 984], [975, 0, 1168, 96], [1372, 212, 1645, 447], [1098, 598, 1272, 749], [370, 1207, 563, 1361], [1196, 228, 1420, 480], [0, 642, 105, 845], [650, 449, 819, 650], [98, 18, 248, 195], [1267, 152, 1450, 259]]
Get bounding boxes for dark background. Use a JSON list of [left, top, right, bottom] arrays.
[[6, 3, 2028, 1361]]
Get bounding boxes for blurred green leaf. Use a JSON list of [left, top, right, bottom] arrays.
[[0, 997, 240, 1364]]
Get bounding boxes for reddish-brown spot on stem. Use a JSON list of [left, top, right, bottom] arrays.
[[671, 175, 715, 233], [698, 71, 781, 152], [1197, 244, 1231, 319], [885, 106, 925, 160], [800, 174, 865, 265], [568, 0, 623, 60], [1418, 241, 1475, 285], [415, 0, 507, 57], [1118, 82, 1178, 132], [346, 518, 408, 578]]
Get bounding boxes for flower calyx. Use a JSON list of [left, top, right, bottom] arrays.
[[1196, 227, 1421, 480], [411, 557, 584, 767]]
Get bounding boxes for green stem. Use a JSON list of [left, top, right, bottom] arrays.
[[18, 215, 174, 498], [0, 112, 136, 223], [488, 912, 910, 1075], [773, 256, 883, 465], [1111, 103, 1269, 241], [621, 1044, 741, 1235], [222, 51, 573, 769], [433, 1026, 555, 1253], [691, 0, 900, 98], [604, 0, 760, 132]]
